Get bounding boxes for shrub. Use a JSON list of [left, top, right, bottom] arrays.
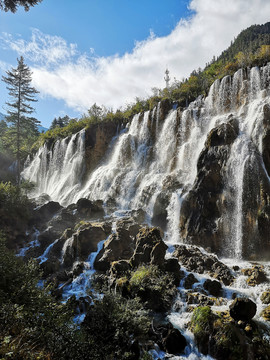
[[129, 265, 177, 312], [82, 293, 151, 359]]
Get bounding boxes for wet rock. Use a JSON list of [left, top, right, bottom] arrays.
[[241, 265, 268, 286], [55, 270, 70, 282], [116, 217, 141, 238], [130, 209, 147, 225], [162, 327, 187, 354], [47, 207, 78, 236], [63, 222, 110, 267], [203, 279, 222, 297], [152, 320, 187, 355], [186, 292, 215, 306], [152, 192, 170, 229], [40, 256, 61, 277], [75, 222, 111, 260], [258, 205, 270, 257], [261, 290, 270, 304], [110, 260, 131, 277], [262, 104, 270, 177], [76, 198, 104, 217], [229, 297, 257, 321], [72, 262, 85, 277], [84, 121, 121, 174], [173, 244, 234, 285], [35, 228, 60, 255], [130, 227, 167, 267], [94, 228, 134, 271], [184, 273, 198, 289], [35, 193, 51, 206], [32, 201, 62, 225], [66, 294, 92, 315], [162, 258, 184, 286], [261, 305, 270, 321], [151, 241, 168, 266]]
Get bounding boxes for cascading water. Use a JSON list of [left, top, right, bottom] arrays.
[[20, 63, 270, 359], [22, 129, 86, 206], [23, 63, 270, 259]]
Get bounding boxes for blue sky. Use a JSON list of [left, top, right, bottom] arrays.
[[0, 0, 270, 128]]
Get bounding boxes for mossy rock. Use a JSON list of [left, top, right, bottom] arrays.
[[189, 307, 270, 360], [261, 290, 270, 304], [129, 265, 177, 312], [261, 305, 270, 321], [189, 306, 215, 354]]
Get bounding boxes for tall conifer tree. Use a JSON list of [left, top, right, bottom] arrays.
[[2, 56, 40, 183], [0, 0, 42, 12]]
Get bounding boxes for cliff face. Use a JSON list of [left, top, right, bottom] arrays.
[[84, 121, 121, 174], [180, 109, 270, 259]]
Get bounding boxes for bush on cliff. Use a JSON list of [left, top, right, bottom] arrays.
[[128, 264, 177, 312], [82, 293, 151, 359]]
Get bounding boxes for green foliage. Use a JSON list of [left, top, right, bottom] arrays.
[[128, 265, 177, 311], [213, 318, 242, 357], [0, 233, 154, 359], [0, 181, 29, 215], [32, 118, 88, 150], [50, 115, 71, 130], [140, 352, 153, 360], [0, 234, 78, 360], [218, 22, 270, 63], [189, 306, 213, 339], [82, 293, 151, 359], [2, 56, 40, 181], [0, 0, 42, 12]]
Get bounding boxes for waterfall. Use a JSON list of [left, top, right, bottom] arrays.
[[22, 129, 86, 206], [23, 64, 270, 258]]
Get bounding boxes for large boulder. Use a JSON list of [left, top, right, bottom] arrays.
[[203, 279, 222, 297], [63, 222, 110, 267], [76, 198, 104, 218], [173, 244, 234, 285], [94, 228, 134, 271], [31, 201, 62, 226], [130, 227, 167, 267], [162, 326, 187, 354], [162, 258, 183, 286], [229, 297, 257, 321]]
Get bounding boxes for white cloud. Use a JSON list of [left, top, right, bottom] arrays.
[[2, 0, 270, 112], [1, 29, 77, 65]]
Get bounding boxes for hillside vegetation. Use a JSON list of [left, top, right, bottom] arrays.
[[32, 22, 270, 148]]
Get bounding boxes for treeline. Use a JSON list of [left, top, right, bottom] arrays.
[[39, 35, 270, 147], [218, 22, 270, 63]]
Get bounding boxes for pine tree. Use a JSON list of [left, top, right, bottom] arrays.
[[0, 0, 42, 12], [2, 56, 40, 183]]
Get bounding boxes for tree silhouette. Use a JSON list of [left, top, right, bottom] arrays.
[[2, 56, 40, 182], [0, 0, 42, 12]]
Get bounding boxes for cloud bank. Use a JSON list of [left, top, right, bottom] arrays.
[[2, 0, 270, 112]]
